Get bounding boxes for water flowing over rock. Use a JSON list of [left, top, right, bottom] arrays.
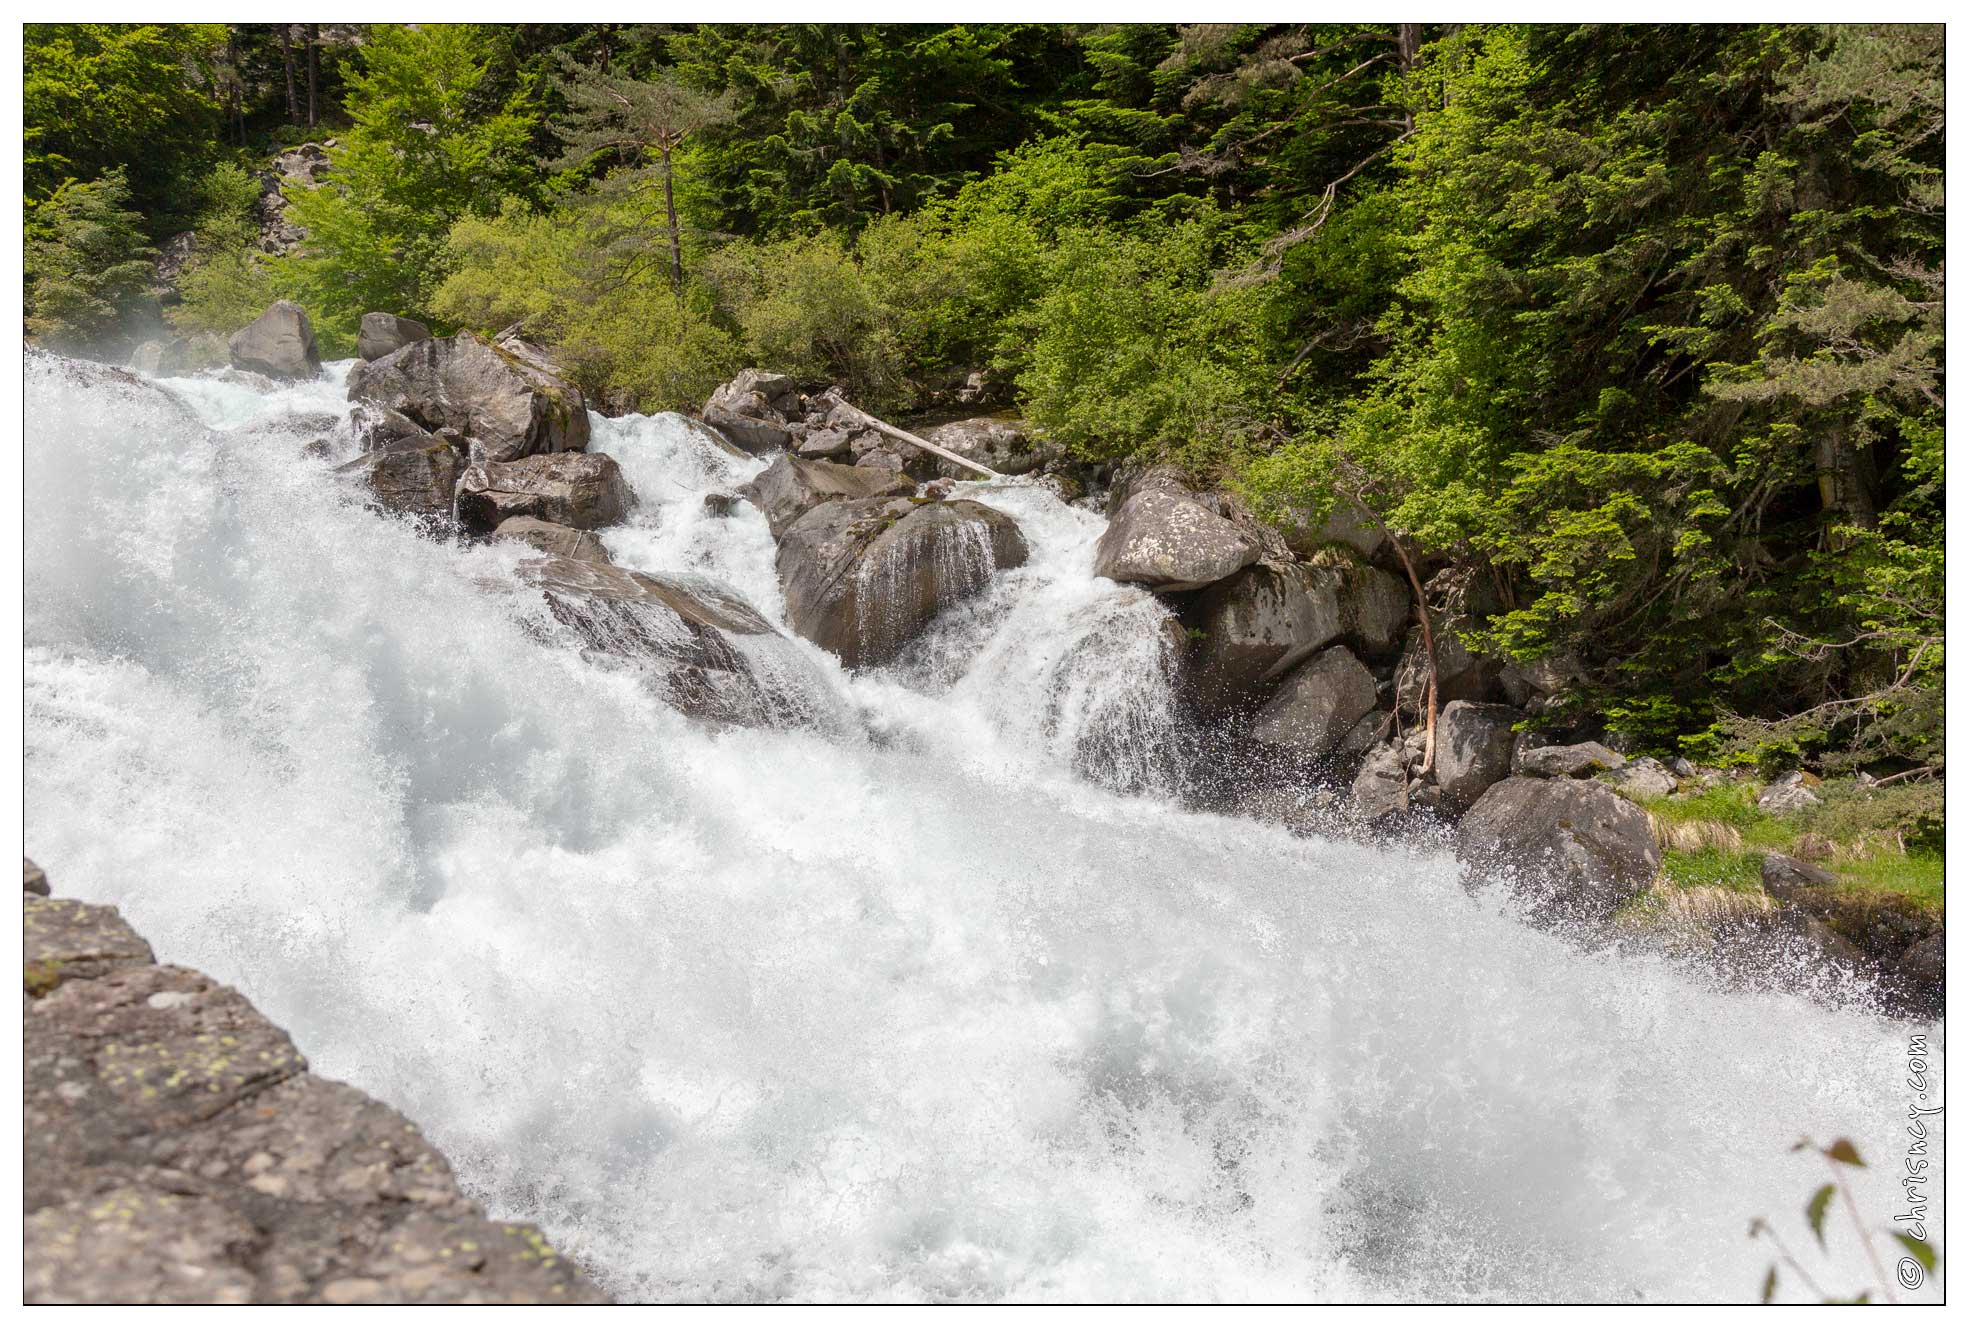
[[778, 497, 1029, 668], [1433, 701, 1521, 808], [1250, 646, 1378, 757], [348, 333, 589, 462], [458, 452, 631, 533], [517, 555, 831, 728], [736, 453, 913, 541], [494, 517, 612, 564], [357, 313, 431, 362], [1456, 776, 1661, 921], [23, 878, 605, 1304], [229, 301, 321, 381], [338, 439, 463, 522], [1094, 488, 1261, 593], [1184, 562, 1345, 707]]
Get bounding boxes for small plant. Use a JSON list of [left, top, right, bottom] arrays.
[[1749, 1138, 1938, 1303]]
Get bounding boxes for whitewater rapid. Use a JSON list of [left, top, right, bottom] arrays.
[[22, 358, 1942, 1302]]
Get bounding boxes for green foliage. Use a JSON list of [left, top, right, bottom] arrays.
[[25, 170, 158, 354], [170, 162, 288, 338], [284, 24, 538, 341]]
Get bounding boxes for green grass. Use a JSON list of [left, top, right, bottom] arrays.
[[1828, 850, 1945, 913], [1659, 846, 1764, 893]]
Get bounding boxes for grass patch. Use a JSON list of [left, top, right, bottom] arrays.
[[1659, 846, 1764, 894], [1828, 850, 1944, 913]]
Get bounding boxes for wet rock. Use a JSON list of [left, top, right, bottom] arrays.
[[1457, 776, 1662, 922], [1513, 741, 1626, 779], [338, 439, 462, 522], [348, 333, 589, 463], [703, 492, 738, 518], [22, 876, 606, 1304], [702, 368, 801, 453], [493, 517, 612, 564], [1608, 756, 1678, 801], [229, 301, 321, 381], [517, 555, 821, 727], [922, 417, 1043, 479], [131, 333, 229, 378], [1250, 646, 1378, 757], [1095, 488, 1262, 594], [777, 497, 1029, 669], [1184, 562, 1345, 707], [1898, 932, 1944, 1015], [1351, 742, 1411, 821], [736, 453, 912, 542], [1433, 701, 1521, 808], [1334, 708, 1392, 759], [356, 312, 430, 362], [457, 453, 630, 533]]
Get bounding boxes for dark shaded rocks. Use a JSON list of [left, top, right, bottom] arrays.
[[1351, 742, 1411, 821], [702, 368, 801, 453], [777, 497, 1029, 669], [1184, 562, 1345, 705], [357, 312, 431, 362], [337, 440, 462, 522], [517, 555, 819, 727], [703, 493, 738, 518], [348, 333, 589, 463], [1094, 488, 1262, 593], [1456, 776, 1661, 921], [25, 857, 50, 896], [1759, 852, 1839, 905], [229, 301, 321, 382], [493, 517, 611, 564], [1898, 932, 1944, 1015], [736, 453, 912, 542], [457, 453, 631, 533], [1394, 620, 1507, 715], [1338, 564, 1410, 660], [1250, 646, 1378, 757], [23, 877, 605, 1304], [1514, 740, 1626, 779], [1433, 701, 1521, 808], [922, 417, 1043, 479]]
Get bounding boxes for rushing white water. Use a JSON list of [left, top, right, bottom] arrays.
[[23, 357, 1942, 1303]]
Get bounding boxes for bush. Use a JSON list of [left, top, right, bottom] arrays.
[[170, 162, 293, 342], [25, 169, 157, 355]]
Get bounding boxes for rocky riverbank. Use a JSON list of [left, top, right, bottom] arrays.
[[23, 859, 608, 1304], [108, 299, 1948, 1019]]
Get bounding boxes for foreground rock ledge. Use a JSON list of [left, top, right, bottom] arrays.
[[22, 860, 608, 1305]]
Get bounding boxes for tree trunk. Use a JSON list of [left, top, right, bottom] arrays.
[[306, 25, 320, 129], [660, 144, 684, 291], [1346, 487, 1443, 776], [1816, 427, 1880, 541], [227, 28, 243, 146], [282, 27, 298, 124]]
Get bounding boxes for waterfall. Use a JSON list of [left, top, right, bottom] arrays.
[[21, 357, 1941, 1303]]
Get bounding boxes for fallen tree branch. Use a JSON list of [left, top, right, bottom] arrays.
[[825, 398, 1002, 480]]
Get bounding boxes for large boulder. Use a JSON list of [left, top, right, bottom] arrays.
[[1394, 619, 1508, 716], [1338, 563, 1411, 660], [1094, 488, 1262, 593], [778, 497, 1029, 669], [701, 369, 802, 453], [356, 312, 431, 362], [1433, 701, 1521, 808], [736, 453, 913, 542], [1350, 742, 1411, 821], [517, 555, 821, 727], [228, 301, 320, 381], [1183, 562, 1345, 707], [1514, 740, 1626, 779], [23, 882, 606, 1305], [1456, 776, 1661, 922], [1607, 756, 1678, 801], [493, 516, 612, 564], [921, 417, 1045, 479], [457, 452, 631, 533], [1250, 646, 1378, 757], [348, 333, 589, 463], [131, 333, 229, 379], [337, 439, 462, 522]]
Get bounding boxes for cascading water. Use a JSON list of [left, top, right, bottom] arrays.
[[22, 356, 1942, 1303]]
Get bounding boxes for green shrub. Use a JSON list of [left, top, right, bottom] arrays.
[[25, 169, 157, 355]]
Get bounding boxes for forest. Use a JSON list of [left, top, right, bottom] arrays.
[[22, 21, 1945, 787]]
